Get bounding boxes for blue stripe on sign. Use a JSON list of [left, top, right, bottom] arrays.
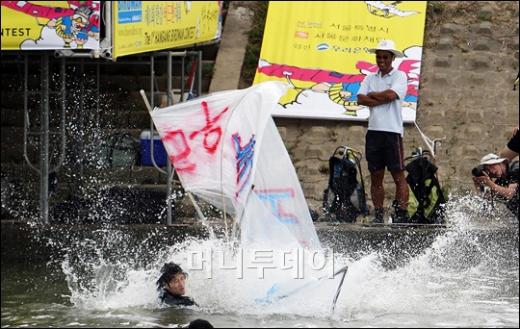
[[118, 1, 142, 24]]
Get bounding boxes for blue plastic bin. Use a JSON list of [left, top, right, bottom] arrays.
[[140, 130, 168, 167]]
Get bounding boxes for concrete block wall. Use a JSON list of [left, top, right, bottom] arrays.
[[274, 1, 519, 211]]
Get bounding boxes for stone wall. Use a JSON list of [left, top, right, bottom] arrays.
[[274, 1, 519, 211]]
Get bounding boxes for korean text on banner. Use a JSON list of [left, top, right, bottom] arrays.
[[253, 1, 427, 122], [150, 81, 321, 250], [113, 1, 222, 59]]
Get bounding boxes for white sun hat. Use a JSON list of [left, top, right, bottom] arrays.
[[479, 153, 507, 166], [368, 39, 404, 58]]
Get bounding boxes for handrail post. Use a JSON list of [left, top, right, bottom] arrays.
[[166, 52, 174, 225], [40, 53, 50, 224]]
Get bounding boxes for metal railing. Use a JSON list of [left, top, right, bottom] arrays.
[[23, 53, 67, 224], [145, 51, 203, 225], [15, 49, 203, 225]]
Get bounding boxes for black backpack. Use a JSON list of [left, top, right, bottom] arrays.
[[323, 146, 368, 222], [94, 132, 140, 169], [109, 133, 140, 167], [405, 150, 446, 224]]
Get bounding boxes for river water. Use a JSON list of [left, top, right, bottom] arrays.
[[1, 196, 519, 328]]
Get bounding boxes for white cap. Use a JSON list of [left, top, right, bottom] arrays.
[[367, 39, 404, 58], [479, 153, 507, 166]]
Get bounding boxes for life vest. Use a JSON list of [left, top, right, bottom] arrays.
[[405, 156, 446, 224], [323, 147, 368, 222]]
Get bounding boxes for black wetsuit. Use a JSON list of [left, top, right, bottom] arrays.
[[495, 161, 519, 217], [159, 289, 197, 307], [507, 131, 520, 153]]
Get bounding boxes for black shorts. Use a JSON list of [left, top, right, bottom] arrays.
[[365, 130, 405, 173]]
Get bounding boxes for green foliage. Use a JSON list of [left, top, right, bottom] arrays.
[[428, 1, 445, 15], [241, 1, 268, 87], [202, 62, 214, 78]]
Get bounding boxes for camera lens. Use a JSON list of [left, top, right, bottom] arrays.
[[472, 166, 484, 177]]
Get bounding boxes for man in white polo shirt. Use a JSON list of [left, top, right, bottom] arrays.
[[357, 39, 409, 224]]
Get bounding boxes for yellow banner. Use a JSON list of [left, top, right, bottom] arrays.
[[1, 1, 101, 50], [254, 1, 427, 122], [113, 1, 222, 59]]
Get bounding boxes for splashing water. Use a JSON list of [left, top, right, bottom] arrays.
[[59, 196, 518, 321], [2, 194, 518, 327]]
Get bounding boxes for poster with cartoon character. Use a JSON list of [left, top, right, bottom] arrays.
[[253, 1, 426, 122], [1, 1, 100, 50]]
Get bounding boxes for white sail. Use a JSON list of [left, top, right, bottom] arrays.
[[151, 81, 321, 250]]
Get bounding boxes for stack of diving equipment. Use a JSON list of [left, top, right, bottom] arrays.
[[404, 148, 447, 224], [323, 146, 369, 222]]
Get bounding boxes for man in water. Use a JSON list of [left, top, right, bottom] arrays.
[[156, 262, 197, 307]]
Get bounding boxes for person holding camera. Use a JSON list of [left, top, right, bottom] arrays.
[[472, 153, 519, 217]]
